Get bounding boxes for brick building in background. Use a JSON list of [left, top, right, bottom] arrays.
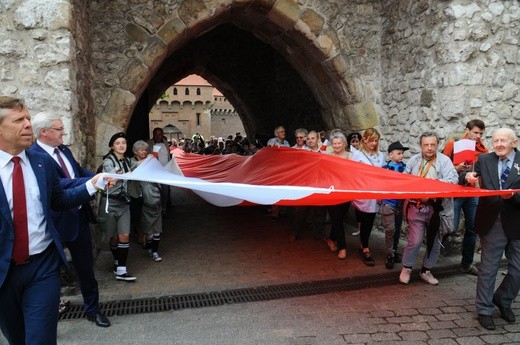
[[149, 75, 245, 142]]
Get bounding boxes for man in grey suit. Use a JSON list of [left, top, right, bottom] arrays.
[[466, 128, 520, 330]]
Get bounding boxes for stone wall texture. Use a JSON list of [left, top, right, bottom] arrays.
[[0, 0, 519, 163]]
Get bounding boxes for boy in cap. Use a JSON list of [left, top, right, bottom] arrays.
[[380, 141, 409, 269]]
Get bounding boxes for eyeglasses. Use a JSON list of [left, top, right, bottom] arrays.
[[296, 136, 306, 139], [49, 127, 65, 132]]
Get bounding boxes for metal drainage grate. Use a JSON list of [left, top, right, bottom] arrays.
[[59, 264, 470, 320]]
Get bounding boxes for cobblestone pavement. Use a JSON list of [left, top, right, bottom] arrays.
[[52, 189, 518, 345]]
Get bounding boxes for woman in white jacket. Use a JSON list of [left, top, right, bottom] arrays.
[[351, 128, 384, 266]]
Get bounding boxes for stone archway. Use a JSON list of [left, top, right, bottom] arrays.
[[93, 0, 379, 159]]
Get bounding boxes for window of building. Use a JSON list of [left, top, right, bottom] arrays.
[[196, 88, 201, 95], [221, 118, 226, 124], [196, 113, 201, 126], [185, 88, 189, 96], [173, 88, 177, 95]]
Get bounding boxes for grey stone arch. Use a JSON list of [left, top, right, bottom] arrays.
[[94, 0, 378, 158]]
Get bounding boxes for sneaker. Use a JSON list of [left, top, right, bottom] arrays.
[[393, 252, 402, 263], [115, 272, 137, 282], [337, 249, 347, 260], [460, 264, 478, 276], [326, 239, 338, 252], [352, 230, 360, 236], [399, 267, 412, 284], [150, 252, 162, 262], [385, 255, 394, 269], [420, 271, 439, 285], [362, 252, 375, 266]]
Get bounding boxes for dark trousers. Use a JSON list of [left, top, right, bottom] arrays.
[[476, 216, 520, 315], [0, 245, 61, 345], [328, 202, 351, 250], [356, 209, 376, 249], [65, 224, 100, 316]]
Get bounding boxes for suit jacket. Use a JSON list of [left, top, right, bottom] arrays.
[[0, 150, 92, 288], [29, 143, 96, 242], [474, 150, 520, 237]]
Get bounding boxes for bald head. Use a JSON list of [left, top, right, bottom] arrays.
[[492, 128, 518, 158]]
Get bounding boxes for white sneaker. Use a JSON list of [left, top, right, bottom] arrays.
[[337, 249, 347, 260], [420, 271, 439, 285], [326, 239, 338, 252], [150, 252, 162, 262], [399, 267, 412, 284]]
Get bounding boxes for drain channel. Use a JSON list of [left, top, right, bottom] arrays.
[[59, 264, 467, 321]]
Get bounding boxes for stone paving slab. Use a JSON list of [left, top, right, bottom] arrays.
[[49, 188, 520, 345]]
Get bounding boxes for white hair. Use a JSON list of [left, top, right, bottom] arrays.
[[32, 112, 62, 138]]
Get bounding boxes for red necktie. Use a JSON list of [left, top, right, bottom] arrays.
[[12, 156, 29, 264], [54, 148, 71, 178]]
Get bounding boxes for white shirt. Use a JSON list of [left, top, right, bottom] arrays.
[[0, 150, 52, 255], [36, 140, 76, 178], [351, 150, 385, 213]]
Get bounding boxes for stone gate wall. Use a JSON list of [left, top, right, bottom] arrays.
[[0, 0, 519, 164], [381, 0, 519, 152]]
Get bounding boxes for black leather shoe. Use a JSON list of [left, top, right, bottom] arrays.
[[493, 297, 516, 323], [87, 313, 111, 327], [478, 314, 495, 330]]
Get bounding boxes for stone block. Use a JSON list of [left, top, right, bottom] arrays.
[[157, 17, 187, 45], [178, 0, 210, 27], [420, 89, 433, 107], [322, 54, 348, 79], [315, 34, 335, 57], [267, 0, 300, 33], [100, 88, 136, 127], [141, 36, 167, 69], [120, 60, 150, 94], [399, 331, 429, 341], [344, 101, 379, 130], [13, 0, 70, 30], [125, 23, 150, 44], [300, 9, 324, 37]]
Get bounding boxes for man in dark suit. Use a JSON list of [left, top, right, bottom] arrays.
[[0, 96, 108, 345], [29, 112, 110, 327], [466, 128, 520, 330]]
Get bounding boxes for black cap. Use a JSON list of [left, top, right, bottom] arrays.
[[387, 141, 409, 153], [108, 132, 126, 147]]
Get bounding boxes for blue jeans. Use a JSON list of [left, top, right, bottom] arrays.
[[453, 197, 478, 267]]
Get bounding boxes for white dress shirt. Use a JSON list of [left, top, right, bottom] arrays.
[[0, 150, 52, 255], [36, 140, 76, 179]]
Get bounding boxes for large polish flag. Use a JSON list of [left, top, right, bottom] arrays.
[[104, 147, 517, 207], [453, 139, 476, 165]]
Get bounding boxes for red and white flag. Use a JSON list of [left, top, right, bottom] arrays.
[[453, 139, 476, 165], [104, 147, 517, 208], [320, 139, 330, 152]]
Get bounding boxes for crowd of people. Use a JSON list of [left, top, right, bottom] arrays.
[[0, 93, 519, 344], [178, 132, 263, 156], [261, 122, 520, 331]]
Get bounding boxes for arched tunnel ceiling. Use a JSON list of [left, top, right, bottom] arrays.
[[131, 23, 325, 143]]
